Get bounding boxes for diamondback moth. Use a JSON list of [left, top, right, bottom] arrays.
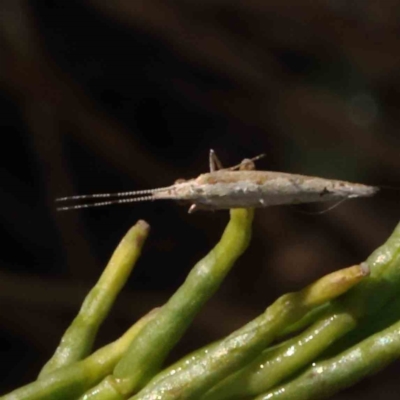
[[56, 150, 378, 213]]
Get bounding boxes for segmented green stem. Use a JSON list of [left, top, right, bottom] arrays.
[[39, 221, 150, 377], [202, 310, 356, 400], [81, 208, 254, 399], [255, 318, 400, 400], [2, 309, 157, 400], [130, 264, 368, 400]]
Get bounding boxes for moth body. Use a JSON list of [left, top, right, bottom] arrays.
[[152, 170, 378, 210], [56, 151, 378, 212]]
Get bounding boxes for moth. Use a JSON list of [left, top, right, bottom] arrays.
[[56, 150, 378, 213]]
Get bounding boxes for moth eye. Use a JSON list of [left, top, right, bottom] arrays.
[[175, 178, 186, 184]]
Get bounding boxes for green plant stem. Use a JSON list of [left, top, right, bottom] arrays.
[[255, 317, 400, 400], [342, 221, 400, 318], [1, 309, 157, 400], [39, 221, 150, 378], [80, 377, 124, 400], [275, 302, 333, 339], [320, 290, 400, 360], [130, 263, 368, 400], [80, 208, 255, 399], [206, 220, 400, 400], [202, 309, 356, 400]]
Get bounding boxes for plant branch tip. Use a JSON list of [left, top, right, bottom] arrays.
[[134, 220, 150, 231]]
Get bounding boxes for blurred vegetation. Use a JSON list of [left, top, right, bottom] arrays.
[[1, 1, 400, 399]]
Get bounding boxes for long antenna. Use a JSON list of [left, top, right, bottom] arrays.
[[56, 153, 266, 211], [56, 195, 156, 211], [55, 186, 174, 203]]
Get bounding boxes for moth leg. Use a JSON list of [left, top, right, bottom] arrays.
[[209, 149, 224, 172]]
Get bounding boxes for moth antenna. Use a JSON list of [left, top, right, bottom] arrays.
[[56, 195, 156, 211], [55, 186, 173, 203]]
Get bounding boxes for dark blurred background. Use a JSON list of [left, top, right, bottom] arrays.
[[1, 1, 400, 397]]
